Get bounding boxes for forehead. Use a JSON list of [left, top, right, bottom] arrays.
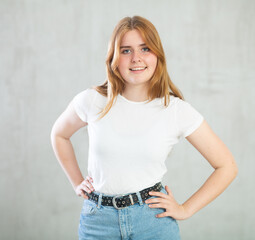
[[120, 29, 145, 45]]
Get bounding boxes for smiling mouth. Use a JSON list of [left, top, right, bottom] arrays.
[[129, 67, 147, 71]]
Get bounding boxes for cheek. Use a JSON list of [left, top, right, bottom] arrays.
[[118, 58, 129, 72], [146, 54, 157, 68], [149, 58, 158, 72]]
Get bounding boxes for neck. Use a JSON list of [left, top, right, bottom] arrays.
[[121, 90, 149, 102]]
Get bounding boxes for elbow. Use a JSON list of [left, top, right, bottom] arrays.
[[50, 129, 57, 146], [230, 166, 238, 185], [228, 158, 238, 181], [215, 158, 238, 180], [231, 156, 238, 177], [50, 126, 57, 141], [50, 126, 61, 144], [50, 121, 57, 139], [232, 162, 238, 178], [50, 128, 70, 143]]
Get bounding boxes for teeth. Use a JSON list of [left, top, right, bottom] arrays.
[[130, 67, 146, 71]]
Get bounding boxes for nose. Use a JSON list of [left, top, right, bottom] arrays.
[[131, 50, 142, 62]]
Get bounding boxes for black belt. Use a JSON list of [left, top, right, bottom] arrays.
[[85, 182, 163, 210]]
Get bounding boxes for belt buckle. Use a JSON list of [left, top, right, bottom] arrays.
[[112, 194, 128, 210]]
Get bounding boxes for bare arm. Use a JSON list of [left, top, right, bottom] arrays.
[[50, 100, 92, 194], [181, 120, 238, 217], [146, 119, 238, 220]]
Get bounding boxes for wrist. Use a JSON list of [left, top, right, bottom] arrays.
[[181, 203, 193, 219], [73, 178, 84, 190]]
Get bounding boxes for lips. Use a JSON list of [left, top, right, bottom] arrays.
[[129, 67, 147, 71]]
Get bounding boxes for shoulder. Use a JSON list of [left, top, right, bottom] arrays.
[[72, 87, 99, 111], [171, 96, 194, 109], [72, 87, 98, 102], [75, 87, 97, 97], [71, 88, 99, 123], [168, 95, 184, 107], [173, 96, 204, 121], [173, 97, 204, 138]]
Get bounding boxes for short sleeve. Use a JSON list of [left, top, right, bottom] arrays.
[[72, 88, 92, 123], [175, 98, 204, 138]]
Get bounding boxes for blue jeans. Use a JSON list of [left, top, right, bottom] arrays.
[[78, 184, 181, 239]]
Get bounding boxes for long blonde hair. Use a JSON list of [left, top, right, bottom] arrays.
[[92, 15, 184, 121]]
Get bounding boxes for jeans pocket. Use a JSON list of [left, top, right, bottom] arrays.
[[81, 199, 98, 216]]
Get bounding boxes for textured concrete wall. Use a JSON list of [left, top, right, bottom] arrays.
[[1, 0, 254, 239]]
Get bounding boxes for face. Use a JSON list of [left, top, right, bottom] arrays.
[[117, 29, 158, 87]]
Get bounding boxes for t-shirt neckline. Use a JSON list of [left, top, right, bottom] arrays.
[[118, 94, 150, 104]]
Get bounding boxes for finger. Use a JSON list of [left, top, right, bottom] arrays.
[[76, 189, 83, 197], [88, 182, 95, 191], [149, 191, 160, 196], [81, 180, 88, 188], [81, 180, 88, 186], [149, 191, 166, 198], [79, 183, 90, 193], [80, 190, 89, 199], [82, 181, 94, 191], [146, 198, 166, 205], [81, 179, 92, 189], [156, 212, 169, 218], [148, 203, 160, 208], [86, 176, 93, 183], [84, 178, 94, 191], [82, 185, 92, 194], [165, 185, 173, 196]]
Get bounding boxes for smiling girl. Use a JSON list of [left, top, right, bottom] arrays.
[[51, 16, 238, 240]]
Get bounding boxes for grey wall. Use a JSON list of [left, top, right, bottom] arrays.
[[1, 0, 254, 239]]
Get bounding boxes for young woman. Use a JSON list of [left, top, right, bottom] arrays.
[[51, 16, 238, 240]]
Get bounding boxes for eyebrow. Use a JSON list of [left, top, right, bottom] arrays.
[[120, 43, 147, 49]]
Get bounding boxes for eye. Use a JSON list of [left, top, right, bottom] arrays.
[[142, 47, 150, 52], [121, 49, 131, 54]]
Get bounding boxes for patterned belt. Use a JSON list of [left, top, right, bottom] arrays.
[[85, 182, 163, 210]]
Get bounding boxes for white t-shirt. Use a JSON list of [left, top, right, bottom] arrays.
[[72, 88, 204, 195]]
